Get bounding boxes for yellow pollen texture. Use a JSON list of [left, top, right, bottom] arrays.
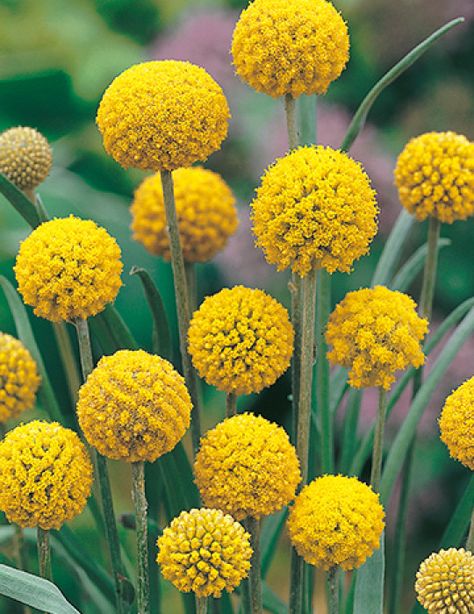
[[439, 377, 474, 471], [0, 126, 52, 190]]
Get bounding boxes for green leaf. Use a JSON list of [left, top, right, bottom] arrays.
[[91, 304, 140, 352], [439, 475, 474, 549], [391, 238, 451, 292], [353, 533, 385, 614], [158, 445, 199, 520], [340, 18, 464, 151], [0, 564, 80, 614], [380, 308, 474, 504], [0, 171, 41, 228], [0, 275, 64, 425], [262, 582, 288, 614], [129, 266, 172, 361], [261, 509, 287, 578], [371, 210, 415, 287], [339, 389, 362, 473]]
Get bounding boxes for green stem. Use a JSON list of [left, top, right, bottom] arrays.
[[284, 94, 299, 150], [160, 170, 201, 455], [467, 510, 474, 552], [371, 388, 388, 492], [298, 95, 317, 146], [328, 567, 338, 614], [52, 322, 81, 403], [225, 392, 237, 418], [132, 462, 150, 614], [185, 261, 197, 316], [37, 528, 51, 581], [247, 517, 262, 614], [196, 596, 208, 614], [419, 217, 441, 321]]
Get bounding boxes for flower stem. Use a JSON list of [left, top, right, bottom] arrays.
[[160, 169, 202, 455], [247, 517, 262, 614], [371, 388, 388, 492], [37, 527, 51, 581], [131, 462, 150, 614], [467, 510, 474, 552], [196, 596, 208, 614], [226, 392, 237, 417], [328, 567, 338, 614], [184, 261, 197, 315], [419, 216, 441, 321], [52, 322, 81, 403], [284, 94, 299, 150]]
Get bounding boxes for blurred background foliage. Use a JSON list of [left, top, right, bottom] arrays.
[[0, 0, 473, 611]]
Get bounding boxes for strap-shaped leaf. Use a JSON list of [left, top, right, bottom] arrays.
[[0, 170, 41, 228], [261, 509, 288, 578], [354, 534, 385, 614], [439, 475, 474, 549], [391, 238, 451, 292], [371, 210, 415, 288]]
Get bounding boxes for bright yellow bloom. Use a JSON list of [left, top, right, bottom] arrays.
[[131, 167, 238, 262], [288, 475, 385, 571], [188, 286, 294, 395], [439, 377, 474, 471], [77, 350, 191, 462], [157, 508, 252, 598], [0, 333, 40, 423], [14, 216, 122, 322], [232, 0, 349, 98], [97, 61, 230, 171], [415, 548, 474, 613], [394, 131, 474, 223], [326, 286, 428, 390], [0, 420, 93, 530], [0, 126, 52, 190], [194, 413, 301, 520], [251, 146, 378, 277]]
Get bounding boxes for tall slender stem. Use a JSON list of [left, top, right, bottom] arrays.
[[52, 322, 81, 403], [132, 462, 150, 614], [37, 528, 51, 581], [185, 261, 198, 315], [226, 392, 237, 417], [247, 517, 262, 614], [160, 170, 202, 455], [467, 510, 474, 552], [284, 94, 299, 150], [419, 217, 441, 321], [328, 567, 338, 614], [371, 388, 388, 492], [196, 596, 208, 614]]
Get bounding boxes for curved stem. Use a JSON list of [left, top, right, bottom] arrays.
[[37, 527, 51, 581], [371, 388, 388, 492], [132, 462, 150, 614]]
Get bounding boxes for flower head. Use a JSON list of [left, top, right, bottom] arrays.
[[131, 167, 238, 262], [288, 475, 385, 570], [0, 420, 93, 529], [326, 286, 428, 390], [194, 413, 301, 520], [0, 126, 52, 190], [231, 0, 349, 98], [157, 508, 252, 598], [97, 60, 230, 171], [394, 131, 474, 223], [188, 286, 294, 395], [415, 548, 474, 613], [439, 377, 474, 470], [14, 216, 122, 322], [0, 333, 40, 423], [77, 350, 192, 462], [251, 146, 378, 277]]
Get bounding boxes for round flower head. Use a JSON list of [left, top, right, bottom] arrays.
[[288, 475, 385, 571], [0, 126, 52, 191], [439, 377, 474, 470], [188, 286, 294, 395], [0, 333, 40, 423], [194, 413, 301, 520], [77, 350, 192, 462], [131, 167, 238, 262], [0, 420, 93, 530], [97, 60, 230, 171], [232, 0, 349, 98], [14, 216, 122, 322], [326, 286, 428, 390], [251, 146, 378, 277], [394, 131, 474, 223], [415, 548, 474, 613], [157, 508, 252, 598]]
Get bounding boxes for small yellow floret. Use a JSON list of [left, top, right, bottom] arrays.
[[232, 0, 349, 98], [157, 508, 252, 598], [439, 377, 474, 471], [251, 146, 378, 277], [194, 413, 301, 520], [0, 333, 40, 423], [188, 286, 294, 395], [288, 475, 385, 571], [394, 131, 474, 223], [77, 350, 192, 462], [326, 286, 428, 390], [415, 548, 474, 613], [131, 167, 238, 262], [97, 61, 230, 171], [0, 126, 52, 190], [14, 216, 123, 322], [0, 420, 93, 530]]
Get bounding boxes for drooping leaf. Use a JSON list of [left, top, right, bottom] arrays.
[[0, 171, 41, 228], [353, 534, 385, 614], [391, 238, 451, 292]]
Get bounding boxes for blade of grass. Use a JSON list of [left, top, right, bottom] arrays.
[[439, 475, 474, 549], [0, 171, 41, 228], [371, 210, 415, 287], [391, 239, 451, 292]]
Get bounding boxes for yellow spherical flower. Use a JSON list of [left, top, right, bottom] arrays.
[[131, 167, 238, 262], [0, 333, 40, 423], [194, 413, 301, 520], [97, 61, 230, 171], [157, 508, 252, 598], [394, 131, 474, 223], [415, 548, 474, 613], [14, 216, 122, 323], [251, 146, 378, 277], [0, 420, 93, 530], [439, 377, 474, 471], [288, 475, 385, 571], [0, 126, 52, 190], [77, 350, 191, 462], [232, 0, 349, 98], [326, 286, 428, 390], [188, 286, 294, 395]]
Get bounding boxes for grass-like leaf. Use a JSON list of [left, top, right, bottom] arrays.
[[371, 210, 415, 287], [391, 238, 451, 292], [353, 534, 385, 614], [438, 475, 474, 549], [261, 509, 288, 578], [0, 170, 41, 228]]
